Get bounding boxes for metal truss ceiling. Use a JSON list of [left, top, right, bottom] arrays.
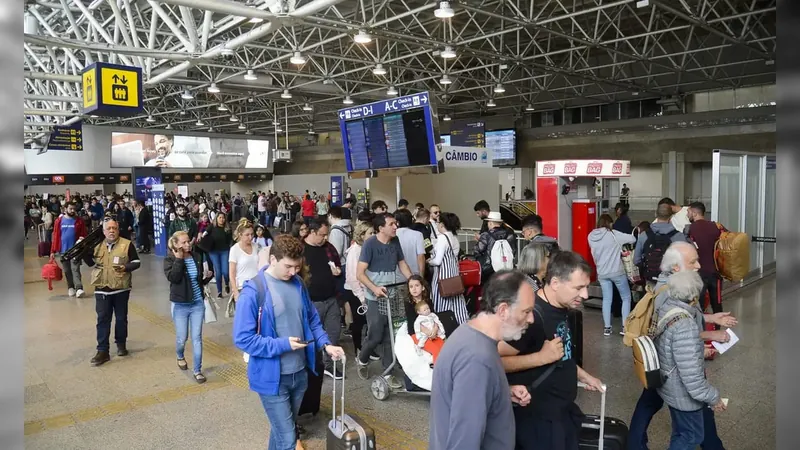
[[23, 0, 776, 138]]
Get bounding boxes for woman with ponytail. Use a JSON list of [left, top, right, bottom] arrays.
[[164, 231, 214, 383]]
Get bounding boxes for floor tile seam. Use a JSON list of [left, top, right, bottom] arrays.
[[24, 380, 228, 436]]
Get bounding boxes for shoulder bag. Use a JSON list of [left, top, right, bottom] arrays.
[[437, 237, 465, 297]]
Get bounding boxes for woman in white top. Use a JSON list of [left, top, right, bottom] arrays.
[[228, 219, 260, 302], [344, 221, 373, 354], [429, 212, 469, 324], [315, 195, 329, 221]]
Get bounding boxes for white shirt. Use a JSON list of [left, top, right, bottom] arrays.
[[670, 206, 691, 234], [144, 153, 193, 168], [396, 227, 426, 280], [229, 242, 260, 289]]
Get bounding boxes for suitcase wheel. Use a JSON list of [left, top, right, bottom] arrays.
[[370, 376, 390, 401]]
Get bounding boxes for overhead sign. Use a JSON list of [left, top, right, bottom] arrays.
[[450, 119, 485, 147], [440, 145, 493, 168], [45, 122, 83, 151], [81, 62, 143, 117], [536, 159, 631, 178], [337, 92, 430, 121]]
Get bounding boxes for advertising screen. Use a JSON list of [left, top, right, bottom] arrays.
[[131, 167, 162, 206], [111, 132, 270, 169]]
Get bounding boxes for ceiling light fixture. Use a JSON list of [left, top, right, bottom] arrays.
[[290, 51, 307, 65], [248, 96, 255, 103], [343, 95, 354, 105], [145, 115, 155, 123], [494, 83, 505, 93], [354, 29, 372, 44], [440, 46, 456, 59], [229, 114, 238, 122], [308, 128, 316, 135], [208, 127, 214, 132], [181, 90, 194, 100], [487, 98, 496, 107], [246, 129, 253, 135], [440, 74, 452, 85], [165, 123, 173, 130], [525, 103, 535, 111], [281, 89, 292, 99], [434, 1, 454, 18], [217, 103, 228, 111], [196, 119, 204, 126], [275, 125, 283, 132], [443, 114, 451, 121], [386, 85, 398, 96], [372, 64, 387, 76], [249, 17, 264, 23], [179, 110, 186, 116], [207, 83, 220, 93], [303, 103, 313, 111], [238, 123, 247, 130], [244, 69, 258, 81]]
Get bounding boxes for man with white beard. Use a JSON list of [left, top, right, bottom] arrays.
[[429, 270, 535, 450]]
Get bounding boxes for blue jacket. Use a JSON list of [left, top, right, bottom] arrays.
[[232, 269, 332, 396]]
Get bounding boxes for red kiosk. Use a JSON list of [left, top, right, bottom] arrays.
[[535, 159, 631, 279]]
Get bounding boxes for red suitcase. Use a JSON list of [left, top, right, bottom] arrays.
[[37, 224, 50, 257]]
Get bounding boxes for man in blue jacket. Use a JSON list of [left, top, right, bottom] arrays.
[[233, 234, 345, 450]]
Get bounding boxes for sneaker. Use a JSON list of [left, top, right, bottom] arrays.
[[90, 351, 110, 366], [370, 353, 380, 361], [324, 367, 344, 380], [603, 327, 612, 337], [356, 358, 369, 380], [217, 293, 223, 300], [68, 288, 76, 297], [619, 327, 626, 336], [384, 375, 402, 390], [75, 289, 84, 298], [343, 328, 352, 337]]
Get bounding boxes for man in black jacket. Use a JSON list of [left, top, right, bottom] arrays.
[[135, 200, 153, 253]]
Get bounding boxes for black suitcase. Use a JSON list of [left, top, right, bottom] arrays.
[[299, 351, 324, 416], [326, 359, 376, 450], [569, 309, 583, 367], [577, 383, 628, 450]]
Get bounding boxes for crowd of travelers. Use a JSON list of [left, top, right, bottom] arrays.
[[26, 187, 738, 450]]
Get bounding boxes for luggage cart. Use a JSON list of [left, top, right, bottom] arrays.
[[368, 283, 432, 401]]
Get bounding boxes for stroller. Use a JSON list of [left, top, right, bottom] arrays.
[[366, 282, 458, 401]]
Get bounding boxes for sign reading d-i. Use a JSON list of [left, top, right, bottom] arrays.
[[81, 62, 143, 117]]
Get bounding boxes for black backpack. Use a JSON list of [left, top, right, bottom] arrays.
[[640, 229, 678, 282]]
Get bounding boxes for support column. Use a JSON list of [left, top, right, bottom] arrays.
[[395, 176, 402, 208], [662, 151, 685, 203]]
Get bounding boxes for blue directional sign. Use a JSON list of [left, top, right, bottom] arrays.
[[45, 122, 83, 151], [337, 92, 438, 172]]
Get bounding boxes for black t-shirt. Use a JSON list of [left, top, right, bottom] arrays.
[[341, 207, 352, 220], [505, 293, 578, 417], [304, 244, 337, 302]]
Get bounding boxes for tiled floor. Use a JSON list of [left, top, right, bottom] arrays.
[[24, 243, 775, 449]]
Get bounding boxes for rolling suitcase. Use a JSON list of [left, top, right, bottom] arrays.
[[578, 383, 628, 450], [299, 350, 324, 416], [326, 358, 376, 450], [37, 224, 50, 258], [569, 308, 584, 368]]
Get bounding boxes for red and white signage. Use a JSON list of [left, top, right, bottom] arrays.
[[52, 175, 65, 183], [536, 160, 631, 178]]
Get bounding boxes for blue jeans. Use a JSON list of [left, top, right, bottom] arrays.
[[599, 274, 632, 328], [258, 370, 308, 450], [207, 250, 230, 294], [171, 299, 205, 374], [628, 388, 725, 450], [668, 407, 704, 450]]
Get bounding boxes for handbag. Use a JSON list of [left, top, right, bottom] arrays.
[[612, 231, 640, 284], [203, 287, 218, 324], [226, 292, 236, 318], [437, 238, 465, 297]]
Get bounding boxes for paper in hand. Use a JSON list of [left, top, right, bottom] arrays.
[[711, 329, 739, 354]]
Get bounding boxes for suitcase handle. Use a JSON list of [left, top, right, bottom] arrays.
[[578, 382, 607, 450], [331, 356, 346, 431]]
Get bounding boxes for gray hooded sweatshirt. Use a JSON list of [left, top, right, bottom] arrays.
[[587, 228, 636, 279]]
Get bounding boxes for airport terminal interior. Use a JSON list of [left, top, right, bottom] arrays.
[[23, 0, 776, 449]]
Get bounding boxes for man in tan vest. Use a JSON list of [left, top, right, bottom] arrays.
[[83, 219, 141, 366]]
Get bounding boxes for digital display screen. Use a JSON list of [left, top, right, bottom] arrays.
[[339, 92, 437, 172], [441, 134, 451, 146], [131, 166, 162, 206], [486, 129, 517, 166]]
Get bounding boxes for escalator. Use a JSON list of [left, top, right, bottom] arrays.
[[499, 201, 536, 230]]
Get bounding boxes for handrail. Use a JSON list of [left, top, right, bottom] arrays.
[[500, 200, 536, 217], [454, 227, 526, 257]]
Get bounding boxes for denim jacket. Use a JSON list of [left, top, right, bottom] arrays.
[[232, 269, 332, 396]]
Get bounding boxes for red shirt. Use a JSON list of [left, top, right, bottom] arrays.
[[301, 199, 316, 217], [687, 220, 721, 275]]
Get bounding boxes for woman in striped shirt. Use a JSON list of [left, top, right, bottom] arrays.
[[164, 231, 214, 383]]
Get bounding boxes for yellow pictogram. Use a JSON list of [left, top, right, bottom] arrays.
[[82, 68, 97, 109], [100, 67, 140, 107]]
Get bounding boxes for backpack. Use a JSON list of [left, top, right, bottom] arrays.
[[713, 223, 750, 282], [490, 238, 514, 272], [331, 225, 352, 244], [630, 306, 692, 389], [623, 284, 668, 347], [640, 229, 678, 282]]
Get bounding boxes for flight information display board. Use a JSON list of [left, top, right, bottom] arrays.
[[450, 120, 484, 147], [486, 129, 517, 166], [338, 92, 438, 172]]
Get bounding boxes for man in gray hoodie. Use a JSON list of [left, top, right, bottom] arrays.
[[655, 270, 727, 449], [634, 203, 687, 284]]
